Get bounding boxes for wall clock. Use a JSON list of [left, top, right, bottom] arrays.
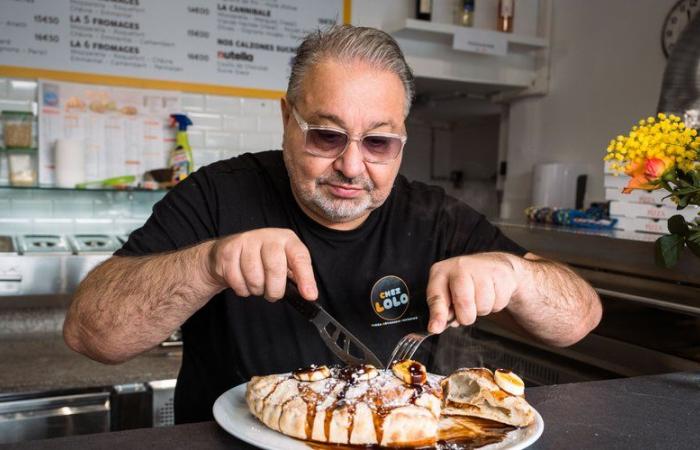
[[662, 0, 700, 57]]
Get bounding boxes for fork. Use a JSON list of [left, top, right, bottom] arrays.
[[386, 312, 457, 367]]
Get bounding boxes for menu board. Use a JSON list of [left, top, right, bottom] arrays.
[[0, 0, 349, 97]]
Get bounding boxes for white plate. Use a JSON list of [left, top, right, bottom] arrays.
[[214, 382, 544, 450]]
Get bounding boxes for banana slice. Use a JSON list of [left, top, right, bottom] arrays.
[[494, 369, 525, 396], [337, 364, 379, 382], [391, 359, 427, 385], [292, 364, 331, 382], [354, 364, 379, 381]]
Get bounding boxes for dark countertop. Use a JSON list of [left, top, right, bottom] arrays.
[[494, 219, 700, 285], [0, 334, 181, 394], [3, 371, 698, 449]]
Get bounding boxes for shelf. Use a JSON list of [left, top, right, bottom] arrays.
[[393, 19, 548, 52], [389, 14, 552, 99]]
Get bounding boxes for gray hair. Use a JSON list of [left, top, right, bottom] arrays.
[[287, 25, 415, 117]]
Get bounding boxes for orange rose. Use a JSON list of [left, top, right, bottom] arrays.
[[622, 157, 673, 193]]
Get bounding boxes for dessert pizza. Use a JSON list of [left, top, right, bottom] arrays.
[[245, 361, 534, 448], [441, 368, 534, 427]]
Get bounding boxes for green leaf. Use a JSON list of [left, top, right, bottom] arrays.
[[668, 215, 689, 235], [691, 170, 700, 185], [677, 178, 693, 188], [676, 187, 700, 195], [655, 234, 685, 268], [687, 230, 700, 244], [688, 240, 700, 258]]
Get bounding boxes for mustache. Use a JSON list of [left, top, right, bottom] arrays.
[[317, 171, 375, 191]]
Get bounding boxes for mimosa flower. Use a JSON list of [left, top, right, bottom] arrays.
[[605, 113, 700, 188]]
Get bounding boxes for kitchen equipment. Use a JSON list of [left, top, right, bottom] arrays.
[[160, 328, 182, 347], [531, 162, 589, 209], [148, 379, 176, 427], [0, 234, 115, 297], [110, 383, 151, 432], [17, 234, 71, 255], [7, 148, 38, 187], [54, 139, 85, 188], [0, 236, 16, 254], [68, 234, 119, 254], [0, 390, 110, 444], [283, 281, 383, 368]]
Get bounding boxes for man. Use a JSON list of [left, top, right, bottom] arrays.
[[64, 25, 601, 423]]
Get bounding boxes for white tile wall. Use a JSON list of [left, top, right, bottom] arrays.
[[0, 76, 284, 234], [188, 112, 223, 130], [204, 131, 239, 148], [205, 95, 242, 114], [181, 93, 205, 112], [222, 114, 257, 132]]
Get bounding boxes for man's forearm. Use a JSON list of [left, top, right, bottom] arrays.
[[64, 241, 222, 363], [506, 254, 602, 347]]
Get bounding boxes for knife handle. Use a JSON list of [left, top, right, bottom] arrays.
[[284, 280, 320, 320]]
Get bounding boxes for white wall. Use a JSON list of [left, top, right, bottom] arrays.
[[500, 0, 677, 218]]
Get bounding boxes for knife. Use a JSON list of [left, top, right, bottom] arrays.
[[283, 280, 384, 369]]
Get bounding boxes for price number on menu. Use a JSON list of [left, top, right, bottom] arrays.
[[35, 33, 59, 43], [188, 53, 209, 62], [187, 29, 210, 39], [187, 6, 210, 15], [34, 15, 59, 25]]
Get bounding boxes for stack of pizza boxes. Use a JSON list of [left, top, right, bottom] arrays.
[[605, 161, 699, 241]]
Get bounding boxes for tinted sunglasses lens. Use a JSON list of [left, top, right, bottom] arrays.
[[361, 135, 403, 162], [306, 129, 348, 156]]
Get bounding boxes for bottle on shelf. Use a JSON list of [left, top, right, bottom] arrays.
[[416, 0, 432, 21], [498, 0, 515, 33], [459, 0, 475, 27]]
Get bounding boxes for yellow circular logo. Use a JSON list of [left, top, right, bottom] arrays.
[[370, 276, 410, 321]]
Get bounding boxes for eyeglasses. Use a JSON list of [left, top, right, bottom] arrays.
[[291, 106, 406, 164]]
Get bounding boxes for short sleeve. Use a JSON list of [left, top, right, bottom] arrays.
[[115, 168, 219, 257], [440, 196, 527, 258]]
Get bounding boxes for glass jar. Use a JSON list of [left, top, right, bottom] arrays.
[[7, 147, 38, 187], [458, 0, 475, 26], [2, 111, 34, 149]]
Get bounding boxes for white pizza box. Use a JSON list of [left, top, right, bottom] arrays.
[[613, 216, 668, 234], [609, 201, 699, 221], [617, 230, 665, 242], [604, 161, 616, 174], [605, 188, 670, 205], [604, 174, 630, 189]]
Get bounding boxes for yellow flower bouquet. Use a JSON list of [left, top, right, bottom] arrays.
[[605, 113, 700, 267]]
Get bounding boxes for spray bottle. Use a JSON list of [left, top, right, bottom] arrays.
[[169, 114, 194, 184]]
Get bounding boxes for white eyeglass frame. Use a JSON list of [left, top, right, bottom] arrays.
[[291, 106, 407, 164]]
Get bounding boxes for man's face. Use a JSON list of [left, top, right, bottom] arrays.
[[281, 58, 407, 230]]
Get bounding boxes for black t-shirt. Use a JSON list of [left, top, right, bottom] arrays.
[[116, 150, 526, 424]]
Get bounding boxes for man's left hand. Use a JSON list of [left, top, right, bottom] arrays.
[[426, 252, 522, 334]]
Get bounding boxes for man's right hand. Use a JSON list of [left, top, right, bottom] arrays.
[[208, 228, 318, 302]]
